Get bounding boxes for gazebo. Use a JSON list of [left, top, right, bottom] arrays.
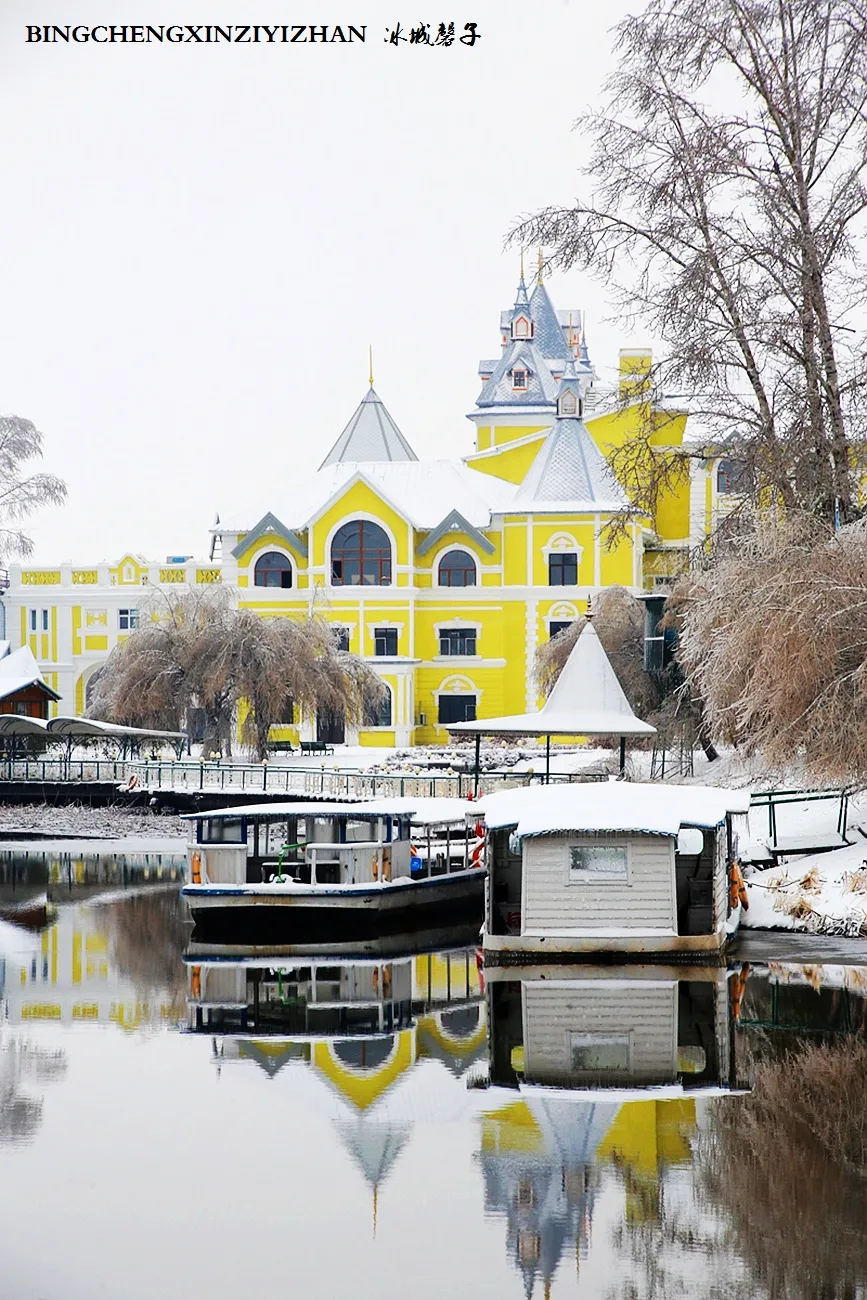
[[448, 621, 656, 790]]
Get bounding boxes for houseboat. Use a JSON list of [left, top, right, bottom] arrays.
[[181, 798, 485, 942], [479, 781, 751, 960]]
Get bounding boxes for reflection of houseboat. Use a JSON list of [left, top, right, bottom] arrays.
[[182, 799, 484, 942], [480, 782, 751, 959], [480, 966, 746, 1295], [186, 945, 486, 1218]]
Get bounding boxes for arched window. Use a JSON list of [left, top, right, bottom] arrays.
[[438, 550, 477, 587], [254, 551, 293, 588], [331, 521, 392, 586], [364, 684, 392, 728]]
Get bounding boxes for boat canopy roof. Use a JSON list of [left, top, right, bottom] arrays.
[[478, 781, 751, 840], [182, 797, 474, 827]]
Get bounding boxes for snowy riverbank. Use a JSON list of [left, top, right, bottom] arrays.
[[0, 804, 186, 840]]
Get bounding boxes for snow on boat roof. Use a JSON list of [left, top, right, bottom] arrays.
[[182, 797, 473, 825], [478, 781, 751, 838]]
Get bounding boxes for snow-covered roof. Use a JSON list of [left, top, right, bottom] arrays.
[[449, 623, 656, 738], [319, 388, 418, 468], [223, 459, 517, 534], [512, 358, 631, 513], [0, 646, 60, 703], [182, 797, 472, 824], [529, 282, 569, 359], [478, 780, 751, 838], [476, 339, 560, 408]]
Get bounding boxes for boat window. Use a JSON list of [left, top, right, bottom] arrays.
[[197, 818, 245, 844], [677, 827, 704, 856], [569, 845, 628, 882], [570, 1033, 631, 1071]]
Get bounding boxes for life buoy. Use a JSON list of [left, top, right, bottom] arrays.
[[191, 851, 202, 885], [731, 963, 750, 1021], [729, 860, 749, 912], [126, 774, 138, 791], [383, 966, 392, 997], [470, 840, 485, 869], [190, 965, 201, 998]]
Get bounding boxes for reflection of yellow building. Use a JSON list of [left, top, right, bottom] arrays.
[[2, 906, 178, 1031], [480, 1094, 698, 1295]]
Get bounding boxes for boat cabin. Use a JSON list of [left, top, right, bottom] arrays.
[[479, 781, 751, 958], [184, 797, 476, 890]]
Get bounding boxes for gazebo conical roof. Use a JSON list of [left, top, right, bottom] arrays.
[[448, 622, 656, 739]]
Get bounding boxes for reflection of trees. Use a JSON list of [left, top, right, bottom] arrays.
[[0, 1038, 67, 1144], [97, 890, 189, 1009], [703, 1038, 867, 1300]]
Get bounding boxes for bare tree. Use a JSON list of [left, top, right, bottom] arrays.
[[513, 0, 867, 528], [0, 417, 66, 559], [89, 586, 385, 759], [673, 512, 867, 782]]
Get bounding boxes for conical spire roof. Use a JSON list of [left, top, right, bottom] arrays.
[[529, 280, 567, 358], [513, 417, 629, 513], [319, 388, 418, 468], [447, 622, 656, 737]]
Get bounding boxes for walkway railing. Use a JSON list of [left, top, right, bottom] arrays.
[[0, 756, 597, 799]]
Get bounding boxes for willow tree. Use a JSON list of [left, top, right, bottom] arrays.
[[88, 586, 385, 758], [514, 0, 867, 528]]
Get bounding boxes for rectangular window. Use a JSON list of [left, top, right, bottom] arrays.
[[118, 609, 139, 631], [29, 610, 36, 633], [439, 628, 477, 656], [568, 845, 629, 883], [197, 818, 246, 845], [374, 628, 398, 656], [512, 369, 527, 390], [41, 609, 49, 631], [335, 627, 350, 653], [548, 621, 572, 639], [570, 1034, 631, 1072], [438, 694, 477, 724], [14, 703, 28, 716], [549, 553, 578, 586]]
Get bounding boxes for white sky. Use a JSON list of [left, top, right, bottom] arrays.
[[0, 0, 646, 563]]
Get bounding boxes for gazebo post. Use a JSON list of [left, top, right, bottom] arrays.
[[473, 733, 481, 798], [619, 736, 626, 774], [546, 735, 551, 784]]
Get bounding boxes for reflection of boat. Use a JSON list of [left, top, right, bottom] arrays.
[[0, 895, 54, 932], [186, 942, 486, 1224], [479, 782, 751, 959], [480, 966, 748, 1296], [486, 964, 742, 1096], [181, 799, 485, 942]]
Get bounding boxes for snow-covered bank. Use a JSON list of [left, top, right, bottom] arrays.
[[746, 841, 867, 937], [0, 804, 185, 840]]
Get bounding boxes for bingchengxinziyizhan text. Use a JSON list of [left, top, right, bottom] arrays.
[[24, 23, 482, 45]]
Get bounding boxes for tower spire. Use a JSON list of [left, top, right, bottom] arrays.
[[368, 344, 374, 387], [537, 247, 544, 285], [520, 247, 525, 281]]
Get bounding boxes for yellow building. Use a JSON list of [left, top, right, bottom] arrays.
[[1, 269, 737, 748]]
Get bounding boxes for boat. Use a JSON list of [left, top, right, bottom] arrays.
[[181, 797, 486, 942], [477, 780, 751, 960]]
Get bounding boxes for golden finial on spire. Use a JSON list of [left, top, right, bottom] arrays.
[[537, 247, 544, 285], [369, 344, 374, 387], [520, 248, 525, 281]]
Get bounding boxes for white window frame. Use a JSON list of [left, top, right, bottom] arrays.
[[566, 841, 631, 886], [118, 608, 139, 631], [29, 609, 37, 633], [41, 609, 49, 632], [250, 546, 295, 590]]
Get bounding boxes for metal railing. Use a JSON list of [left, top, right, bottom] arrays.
[[0, 755, 600, 799], [749, 787, 849, 852]]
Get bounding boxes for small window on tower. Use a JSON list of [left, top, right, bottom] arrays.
[[512, 369, 528, 391], [559, 390, 578, 416], [513, 317, 530, 339]]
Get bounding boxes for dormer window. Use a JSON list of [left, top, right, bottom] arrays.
[[512, 368, 528, 391], [559, 389, 578, 416], [512, 315, 532, 339]]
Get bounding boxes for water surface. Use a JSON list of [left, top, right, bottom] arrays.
[[0, 843, 865, 1299]]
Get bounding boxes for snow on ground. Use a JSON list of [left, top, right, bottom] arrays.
[[746, 840, 867, 937]]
